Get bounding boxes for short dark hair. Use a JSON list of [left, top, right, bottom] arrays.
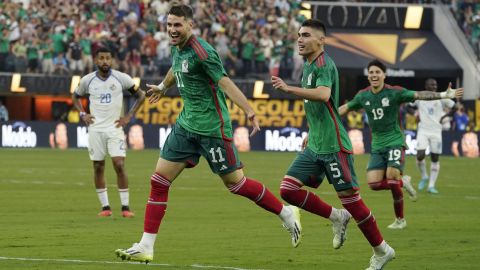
[[301, 19, 326, 35], [367, 59, 386, 73], [168, 4, 194, 20], [95, 47, 112, 57]]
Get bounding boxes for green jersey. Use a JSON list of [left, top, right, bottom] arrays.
[[302, 52, 352, 154], [347, 85, 415, 151], [172, 36, 231, 139]]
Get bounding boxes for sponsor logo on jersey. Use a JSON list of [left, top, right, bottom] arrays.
[[182, 60, 189, 73], [382, 97, 390, 107], [110, 84, 116, 91]]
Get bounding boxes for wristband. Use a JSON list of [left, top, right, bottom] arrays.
[[80, 112, 86, 117], [157, 82, 165, 92]]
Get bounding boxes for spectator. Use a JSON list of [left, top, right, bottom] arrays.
[[52, 52, 70, 75], [26, 38, 40, 73], [40, 37, 55, 74], [453, 104, 469, 131], [346, 110, 364, 130], [68, 35, 84, 74], [0, 100, 8, 122], [80, 32, 94, 74], [0, 28, 10, 72], [13, 38, 28, 72]]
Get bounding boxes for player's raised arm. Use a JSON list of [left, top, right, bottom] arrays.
[[146, 68, 175, 103], [414, 82, 464, 100], [271, 76, 331, 102], [218, 76, 260, 137]]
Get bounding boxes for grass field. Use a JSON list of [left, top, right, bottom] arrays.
[[0, 148, 478, 270]]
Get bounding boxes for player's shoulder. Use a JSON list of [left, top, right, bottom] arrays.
[[80, 71, 97, 85], [356, 86, 371, 96], [110, 69, 132, 79], [384, 84, 405, 91], [188, 36, 212, 61]]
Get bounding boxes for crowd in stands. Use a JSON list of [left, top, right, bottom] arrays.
[[0, 0, 306, 80], [451, 0, 480, 58]]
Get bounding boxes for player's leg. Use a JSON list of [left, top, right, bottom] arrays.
[[416, 131, 429, 190], [385, 167, 407, 229], [335, 153, 394, 268], [116, 124, 198, 263], [427, 135, 442, 194], [107, 130, 132, 217], [279, 149, 347, 248], [88, 131, 111, 216]]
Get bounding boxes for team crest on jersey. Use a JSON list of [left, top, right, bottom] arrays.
[[109, 84, 116, 91], [307, 73, 312, 86], [381, 97, 390, 107], [182, 60, 189, 73]]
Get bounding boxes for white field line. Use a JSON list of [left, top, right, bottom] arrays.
[[0, 256, 265, 270]]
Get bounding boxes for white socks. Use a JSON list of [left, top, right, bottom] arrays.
[[119, 188, 129, 207], [328, 207, 340, 222], [429, 162, 440, 188], [139, 232, 157, 252], [96, 188, 109, 207], [416, 159, 428, 179], [373, 240, 388, 256], [278, 205, 293, 222]]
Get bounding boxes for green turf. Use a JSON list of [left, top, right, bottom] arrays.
[[0, 148, 478, 270]]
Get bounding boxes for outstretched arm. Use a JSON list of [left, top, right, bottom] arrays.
[[414, 83, 464, 100], [271, 76, 331, 102], [219, 76, 260, 137], [338, 104, 350, 116], [146, 68, 175, 103]]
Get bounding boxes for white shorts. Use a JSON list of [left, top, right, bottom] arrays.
[[88, 130, 126, 161], [416, 130, 442, 154]]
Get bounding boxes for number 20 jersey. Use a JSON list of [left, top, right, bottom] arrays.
[[347, 85, 415, 151]]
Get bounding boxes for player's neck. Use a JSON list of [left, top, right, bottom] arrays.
[[97, 70, 110, 80], [177, 33, 193, 50], [306, 49, 324, 64], [371, 83, 384, 93]]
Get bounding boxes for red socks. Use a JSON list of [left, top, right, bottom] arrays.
[[144, 173, 170, 234], [228, 177, 283, 215], [388, 180, 404, 219], [340, 193, 384, 247], [279, 177, 333, 218]]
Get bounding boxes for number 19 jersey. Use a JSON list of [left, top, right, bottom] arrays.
[[347, 85, 415, 151], [171, 36, 232, 139]]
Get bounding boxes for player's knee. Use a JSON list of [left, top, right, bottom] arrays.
[[93, 161, 105, 172], [417, 153, 425, 161], [431, 154, 440, 162], [113, 160, 125, 172], [150, 173, 171, 193], [279, 178, 300, 202]]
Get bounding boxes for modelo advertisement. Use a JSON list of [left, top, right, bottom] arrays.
[[0, 121, 478, 158]]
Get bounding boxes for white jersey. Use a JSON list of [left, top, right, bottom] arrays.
[[415, 99, 455, 134], [75, 69, 135, 132]]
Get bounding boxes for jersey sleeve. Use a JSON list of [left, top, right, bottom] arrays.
[[398, 89, 416, 103], [347, 93, 363, 111], [117, 72, 136, 91], [314, 65, 333, 88], [201, 48, 228, 83], [74, 76, 90, 96]]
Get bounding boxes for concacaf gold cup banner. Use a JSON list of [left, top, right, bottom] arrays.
[[135, 98, 307, 128]]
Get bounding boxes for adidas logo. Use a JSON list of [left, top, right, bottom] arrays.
[[365, 101, 370, 106], [395, 161, 401, 165], [337, 179, 345, 184], [220, 165, 228, 171]]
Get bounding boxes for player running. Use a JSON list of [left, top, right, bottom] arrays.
[[412, 78, 456, 194], [115, 4, 301, 264], [72, 47, 146, 218], [339, 60, 463, 230], [272, 20, 395, 270]]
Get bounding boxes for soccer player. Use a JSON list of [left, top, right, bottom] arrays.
[[339, 60, 463, 230], [115, 4, 301, 263], [272, 20, 395, 270], [413, 78, 456, 194], [72, 47, 146, 218]]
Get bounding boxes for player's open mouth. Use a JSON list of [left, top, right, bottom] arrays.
[[298, 45, 305, 50], [170, 33, 180, 38]]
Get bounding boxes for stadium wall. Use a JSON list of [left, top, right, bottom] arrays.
[[1, 121, 478, 158]]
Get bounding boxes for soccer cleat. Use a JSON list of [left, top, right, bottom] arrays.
[[427, 187, 439, 194], [115, 243, 153, 263], [365, 244, 395, 270], [387, 218, 407, 229], [98, 210, 112, 217], [418, 178, 428, 191], [122, 210, 135, 218], [402, 175, 417, 201], [332, 209, 351, 249], [282, 205, 302, 248]]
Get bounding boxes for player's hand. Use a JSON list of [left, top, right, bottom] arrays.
[[247, 113, 260, 137], [271, 76, 289, 92], [146, 83, 166, 104], [442, 82, 464, 99], [81, 114, 95, 126], [115, 115, 131, 128], [301, 135, 308, 150]]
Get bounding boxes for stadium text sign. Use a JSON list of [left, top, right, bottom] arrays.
[[265, 128, 308, 152], [1, 123, 37, 147]]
